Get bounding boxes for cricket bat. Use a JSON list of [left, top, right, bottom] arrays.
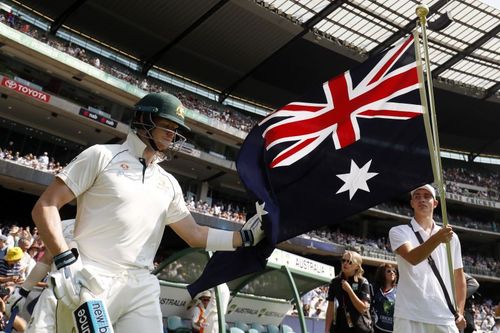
[[73, 288, 114, 333]]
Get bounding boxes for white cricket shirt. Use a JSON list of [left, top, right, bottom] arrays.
[[57, 133, 190, 272]]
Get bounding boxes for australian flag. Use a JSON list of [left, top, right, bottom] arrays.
[[188, 35, 433, 297]]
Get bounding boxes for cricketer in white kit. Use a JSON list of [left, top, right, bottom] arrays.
[[30, 93, 265, 333]]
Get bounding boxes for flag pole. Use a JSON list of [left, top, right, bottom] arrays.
[[415, 4, 457, 306]]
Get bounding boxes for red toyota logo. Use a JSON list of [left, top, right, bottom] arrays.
[[4, 79, 17, 89]]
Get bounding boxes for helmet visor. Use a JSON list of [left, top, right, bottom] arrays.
[[134, 114, 188, 160]]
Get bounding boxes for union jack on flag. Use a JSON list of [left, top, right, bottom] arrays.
[[263, 36, 422, 168], [188, 35, 433, 298]]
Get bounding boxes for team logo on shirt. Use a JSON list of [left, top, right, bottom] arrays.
[[383, 300, 394, 314]]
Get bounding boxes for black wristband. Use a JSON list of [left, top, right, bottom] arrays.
[[240, 229, 254, 247], [53, 248, 79, 270]]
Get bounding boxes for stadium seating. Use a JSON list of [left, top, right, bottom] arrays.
[[234, 321, 249, 332], [230, 327, 246, 333], [251, 323, 267, 333], [166, 315, 191, 333], [267, 324, 280, 333], [280, 324, 294, 333]]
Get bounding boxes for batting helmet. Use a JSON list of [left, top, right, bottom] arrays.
[[132, 92, 190, 131]]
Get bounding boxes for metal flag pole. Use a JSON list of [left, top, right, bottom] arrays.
[[415, 4, 457, 306]]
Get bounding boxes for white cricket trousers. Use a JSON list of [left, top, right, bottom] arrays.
[[26, 267, 163, 333], [394, 318, 459, 333]]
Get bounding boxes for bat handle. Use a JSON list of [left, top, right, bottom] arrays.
[[74, 287, 115, 333]]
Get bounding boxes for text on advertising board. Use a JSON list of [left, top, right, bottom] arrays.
[[79, 108, 118, 128], [1, 77, 51, 103]]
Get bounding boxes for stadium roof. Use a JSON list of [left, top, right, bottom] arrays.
[[7, 0, 500, 156]]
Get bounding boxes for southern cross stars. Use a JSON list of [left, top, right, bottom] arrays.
[[336, 159, 378, 200], [255, 201, 268, 220]]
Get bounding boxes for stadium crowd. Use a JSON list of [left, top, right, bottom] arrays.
[[0, 148, 63, 174], [1, 144, 500, 278], [297, 285, 329, 319], [1, 11, 259, 134], [473, 300, 500, 333], [3, 140, 500, 222], [444, 168, 500, 201], [0, 223, 44, 329], [185, 197, 247, 225], [3, 144, 500, 244], [2, 10, 500, 204]]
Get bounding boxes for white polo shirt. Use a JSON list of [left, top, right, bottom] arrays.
[[389, 218, 463, 326], [57, 132, 190, 272]]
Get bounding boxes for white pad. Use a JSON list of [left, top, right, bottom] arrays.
[[206, 229, 236, 252]]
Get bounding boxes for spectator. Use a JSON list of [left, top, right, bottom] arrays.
[[92, 57, 101, 69], [38, 152, 49, 170], [372, 263, 397, 333], [12, 152, 20, 161], [463, 274, 479, 333], [311, 297, 328, 319], [303, 303, 311, 317], [494, 319, 500, 333], [192, 290, 211, 333], [0, 287, 27, 332], [6, 226, 18, 248], [0, 247, 24, 286], [311, 302, 325, 319], [17, 237, 36, 277], [27, 241, 43, 263], [18, 228, 32, 244], [325, 250, 373, 333], [203, 284, 230, 333], [0, 235, 8, 260], [302, 288, 317, 308]]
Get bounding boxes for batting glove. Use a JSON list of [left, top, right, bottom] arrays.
[[50, 248, 85, 308], [5, 287, 29, 316], [240, 202, 267, 247]]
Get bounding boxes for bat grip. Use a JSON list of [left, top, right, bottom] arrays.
[[73, 287, 115, 333]]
